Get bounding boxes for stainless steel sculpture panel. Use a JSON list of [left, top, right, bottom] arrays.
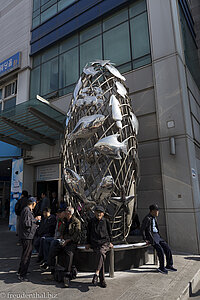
[[62, 60, 139, 243]]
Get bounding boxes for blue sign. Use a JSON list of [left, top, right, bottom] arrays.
[[9, 158, 24, 232], [0, 52, 21, 78], [0, 141, 21, 158]]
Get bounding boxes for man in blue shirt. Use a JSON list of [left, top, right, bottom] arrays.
[[141, 204, 177, 274]]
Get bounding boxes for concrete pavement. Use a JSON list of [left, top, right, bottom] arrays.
[[0, 221, 200, 300]]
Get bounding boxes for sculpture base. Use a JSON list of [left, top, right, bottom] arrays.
[[74, 243, 149, 272]]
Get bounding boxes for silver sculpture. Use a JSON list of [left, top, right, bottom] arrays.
[[62, 60, 139, 243]]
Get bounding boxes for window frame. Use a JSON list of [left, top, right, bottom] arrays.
[[0, 79, 17, 111]]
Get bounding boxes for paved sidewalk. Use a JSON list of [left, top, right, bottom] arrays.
[[0, 222, 200, 300]]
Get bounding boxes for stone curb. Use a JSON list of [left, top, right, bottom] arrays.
[[177, 267, 200, 300]]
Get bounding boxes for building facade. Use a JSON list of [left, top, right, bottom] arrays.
[[0, 0, 200, 253], [0, 0, 32, 218]]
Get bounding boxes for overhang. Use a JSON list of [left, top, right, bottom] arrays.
[[0, 99, 66, 150]]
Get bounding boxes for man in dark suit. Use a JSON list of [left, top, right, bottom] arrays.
[[18, 197, 40, 281], [141, 204, 177, 274], [86, 205, 113, 288]]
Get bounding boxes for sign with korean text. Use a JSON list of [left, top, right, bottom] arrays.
[[36, 164, 59, 181], [0, 52, 21, 78]]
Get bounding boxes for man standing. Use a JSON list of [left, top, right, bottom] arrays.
[[18, 197, 40, 281], [40, 192, 50, 213], [86, 206, 113, 288], [15, 190, 29, 245], [50, 192, 58, 215], [141, 204, 177, 274]]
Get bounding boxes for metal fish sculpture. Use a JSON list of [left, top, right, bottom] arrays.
[[130, 112, 139, 135], [94, 134, 128, 159], [94, 175, 114, 204], [73, 77, 82, 101], [62, 60, 139, 243], [91, 59, 111, 66], [109, 95, 122, 129], [63, 168, 87, 203], [67, 114, 105, 141], [105, 64, 126, 81], [116, 81, 127, 98], [83, 65, 99, 76]]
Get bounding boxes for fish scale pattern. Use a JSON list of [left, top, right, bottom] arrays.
[[62, 61, 139, 243]]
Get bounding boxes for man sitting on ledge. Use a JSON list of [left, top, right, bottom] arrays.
[[43, 206, 81, 287], [85, 205, 113, 288], [141, 204, 177, 275]]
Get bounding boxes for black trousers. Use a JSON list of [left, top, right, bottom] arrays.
[[18, 239, 33, 277], [153, 233, 173, 269], [93, 242, 110, 282], [47, 240, 76, 274]]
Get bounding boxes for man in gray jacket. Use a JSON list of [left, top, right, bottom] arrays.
[[18, 197, 40, 281]]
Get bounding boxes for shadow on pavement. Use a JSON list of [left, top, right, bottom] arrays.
[[190, 289, 200, 297], [184, 257, 200, 261]]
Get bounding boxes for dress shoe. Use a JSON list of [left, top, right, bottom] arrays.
[[18, 275, 29, 282], [165, 266, 177, 272], [100, 280, 107, 288], [92, 274, 98, 286]]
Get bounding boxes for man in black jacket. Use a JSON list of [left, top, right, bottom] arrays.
[[34, 207, 57, 262], [18, 197, 39, 281], [141, 204, 177, 275], [15, 190, 28, 245], [86, 205, 113, 288]]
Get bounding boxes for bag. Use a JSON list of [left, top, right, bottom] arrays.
[[15, 201, 21, 216]]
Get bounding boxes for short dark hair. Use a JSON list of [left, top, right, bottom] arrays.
[[41, 192, 47, 196], [149, 204, 159, 211], [43, 207, 51, 213], [22, 190, 28, 197]]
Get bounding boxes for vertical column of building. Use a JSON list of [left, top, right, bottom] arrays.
[[147, 0, 200, 253]]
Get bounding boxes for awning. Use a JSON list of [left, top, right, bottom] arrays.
[[0, 99, 66, 150]]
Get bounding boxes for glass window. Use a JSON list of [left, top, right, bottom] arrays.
[[41, 0, 50, 5], [41, 0, 57, 13], [0, 89, 2, 99], [80, 36, 102, 71], [179, 6, 200, 89], [0, 102, 2, 111], [59, 47, 79, 88], [42, 45, 58, 63], [80, 23, 101, 43], [103, 22, 131, 65], [33, 55, 41, 67], [30, 67, 41, 99], [32, 16, 40, 29], [33, 0, 40, 11], [60, 34, 78, 53], [41, 57, 58, 95], [4, 97, 16, 111], [130, 13, 150, 60], [41, 3, 57, 23], [129, 0, 146, 18], [117, 63, 132, 73], [58, 0, 76, 12], [33, 9, 40, 18], [5, 82, 16, 98], [133, 54, 151, 69], [103, 8, 128, 31]]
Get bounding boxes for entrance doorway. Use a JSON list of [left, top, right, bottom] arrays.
[[37, 180, 58, 199]]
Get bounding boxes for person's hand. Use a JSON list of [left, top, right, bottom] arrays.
[[62, 239, 71, 247], [85, 244, 90, 250], [109, 243, 113, 248], [145, 240, 150, 245], [35, 216, 41, 221]]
